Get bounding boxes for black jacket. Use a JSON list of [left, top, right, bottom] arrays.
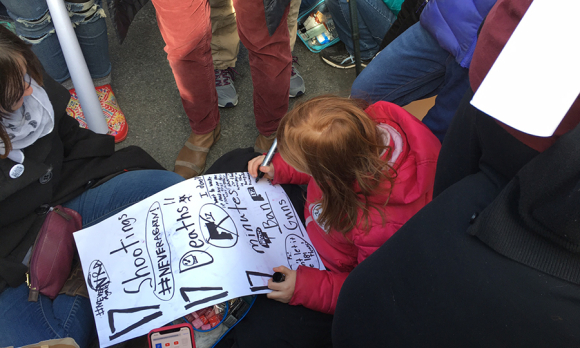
[[0, 74, 165, 292], [435, 89, 580, 286]]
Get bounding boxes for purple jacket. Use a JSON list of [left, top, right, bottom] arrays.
[[420, 0, 497, 68]]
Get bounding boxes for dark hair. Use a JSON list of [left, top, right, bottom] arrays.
[[277, 95, 395, 234], [0, 25, 44, 158]]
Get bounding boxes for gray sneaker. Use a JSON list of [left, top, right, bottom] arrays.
[[320, 42, 371, 69], [290, 56, 305, 98], [215, 68, 238, 108]]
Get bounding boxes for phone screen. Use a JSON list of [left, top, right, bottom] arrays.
[[150, 327, 194, 348]]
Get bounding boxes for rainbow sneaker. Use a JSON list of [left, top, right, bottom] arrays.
[[66, 84, 128, 143], [66, 90, 88, 129]]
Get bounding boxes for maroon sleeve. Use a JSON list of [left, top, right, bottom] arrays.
[[469, 0, 580, 152]]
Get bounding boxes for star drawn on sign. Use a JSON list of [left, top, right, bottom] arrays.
[[179, 194, 192, 203]]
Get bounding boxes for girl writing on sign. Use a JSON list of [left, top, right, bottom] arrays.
[[209, 95, 440, 347], [0, 25, 183, 347]]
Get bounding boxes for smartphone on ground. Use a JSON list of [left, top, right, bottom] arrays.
[[148, 323, 196, 348]]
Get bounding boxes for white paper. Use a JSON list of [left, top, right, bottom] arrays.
[[471, 0, 580, 137], [74, 173, 323, 347]]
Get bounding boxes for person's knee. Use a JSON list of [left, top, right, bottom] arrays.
[[138, 170, 185, 190], [350, 71, 374, 101], [11, 9, 55, 45], [164, 27, 211, 59], [9, 0, 105, 45], [65, 0, 106, 26]]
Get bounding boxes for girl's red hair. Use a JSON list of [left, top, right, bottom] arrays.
[[277, 95, 395, 234]]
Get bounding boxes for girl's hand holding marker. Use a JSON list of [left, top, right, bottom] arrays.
[[267, 266, 296, 304], [248, 154, 275, 181]]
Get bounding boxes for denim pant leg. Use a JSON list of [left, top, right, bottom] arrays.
[[350, 22, 450, 105], [0, 170, 182, 347], [0, 0, 111, 83], [63, 170, 184, 227], [71, 0, 112, 80], [421, 59, 470, 142], [0, 283, 96, 347], [0, 0, 67, 81], [326, 0, 396, 59]]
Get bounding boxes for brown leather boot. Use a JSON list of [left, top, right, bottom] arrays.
[[175, 124, 221, 179], [254, 131, 277, 154]]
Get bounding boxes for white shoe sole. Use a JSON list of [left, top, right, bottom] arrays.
[[321, 56, 369, 69], [290, 87, 305, 98], [218, 94, 239, 108], [321, 56, 355, 69]]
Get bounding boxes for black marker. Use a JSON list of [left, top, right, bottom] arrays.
[[256, 138, 278, 183], [272, 272, 285, 283]]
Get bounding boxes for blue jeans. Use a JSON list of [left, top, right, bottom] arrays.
[[0, 0, 111, 83], [325, 0, 396, 60], [299, 0, 319, 15], [351, 23, 470, 141], [0, 170, 183, 347]]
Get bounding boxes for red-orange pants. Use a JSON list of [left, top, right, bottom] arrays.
[[152, 0, 292, 135]]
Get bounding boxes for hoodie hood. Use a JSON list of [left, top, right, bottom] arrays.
[[363, 101, 441, 207]]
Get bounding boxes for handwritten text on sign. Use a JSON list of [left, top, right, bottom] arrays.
[[74, 173, 323, 347]]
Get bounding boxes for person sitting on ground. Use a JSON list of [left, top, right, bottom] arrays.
[[350, 0, 496, 142], [0, 25, 183, 347], [204, 95, 440, 347], [319, 0, 403, 68], [332, 0, 580, 346], [0, 0, 129, 142]]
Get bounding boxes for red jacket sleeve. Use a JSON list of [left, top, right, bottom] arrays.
[[289, 266, 349, 314], [271, 153, 311, 185], [289, 221, 399, 314]]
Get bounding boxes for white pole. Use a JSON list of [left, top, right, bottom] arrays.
[[46, 0, 108, 134]]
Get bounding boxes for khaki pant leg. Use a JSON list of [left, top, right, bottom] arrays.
[[287, 0, 301, 51], [210, 0, 239, 70]]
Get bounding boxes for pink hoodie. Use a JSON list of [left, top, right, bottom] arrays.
[[271, 101, 441, 314]]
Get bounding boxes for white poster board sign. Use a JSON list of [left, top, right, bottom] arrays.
[[471, 0, 580, 137], [74, 173, 323, 347]]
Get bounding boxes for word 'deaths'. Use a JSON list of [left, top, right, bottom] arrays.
[[74, 172, 323, 347]]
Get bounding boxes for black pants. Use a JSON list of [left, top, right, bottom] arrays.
[[332, 91, 580, 347], [207, 148, 333, 348]]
